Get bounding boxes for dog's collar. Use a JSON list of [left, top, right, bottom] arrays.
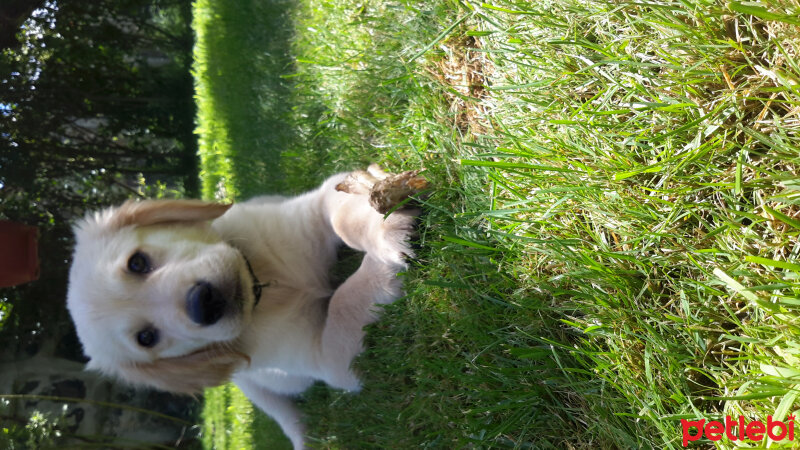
[[241, 253, 269, 306]]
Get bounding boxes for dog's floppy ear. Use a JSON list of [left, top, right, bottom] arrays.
[[112, 344, 249, 394], [109, 199, 232, 229]]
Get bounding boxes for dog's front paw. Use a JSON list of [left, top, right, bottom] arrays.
[[336, 164, 428, 214], [378, 209, 419, 267]]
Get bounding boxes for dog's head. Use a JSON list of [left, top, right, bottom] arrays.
[[67, 199, 255, 393]]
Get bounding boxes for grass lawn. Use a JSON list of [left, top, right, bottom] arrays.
[[193, 0, 800, 448]]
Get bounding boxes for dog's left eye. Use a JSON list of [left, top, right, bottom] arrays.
[[136, 327, 159, 348], [127, 252, 152, 274]]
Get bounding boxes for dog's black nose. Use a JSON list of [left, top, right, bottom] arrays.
[[186, 281, 226, 325]]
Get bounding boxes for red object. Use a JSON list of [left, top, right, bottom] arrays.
[[0, 220, 40, 287]]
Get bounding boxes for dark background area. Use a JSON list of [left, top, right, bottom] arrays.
[[1, 0, 202, 446]]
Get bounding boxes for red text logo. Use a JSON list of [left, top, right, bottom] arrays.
[[681, 415, 795, 446]]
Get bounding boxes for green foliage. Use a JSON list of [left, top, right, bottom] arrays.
[[1, 0, 198, 223], [0, 404, 65, 450], [0, 302, 11, 331], [195, 0, 800, 448]]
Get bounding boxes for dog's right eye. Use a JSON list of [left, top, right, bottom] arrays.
[[136, 327, 159, 348], [127, 252, 151, 274]]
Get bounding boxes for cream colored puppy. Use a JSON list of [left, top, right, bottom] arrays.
[[66, 166, 423, 448]]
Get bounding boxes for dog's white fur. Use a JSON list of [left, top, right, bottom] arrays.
[[66, 168, 417, 448]]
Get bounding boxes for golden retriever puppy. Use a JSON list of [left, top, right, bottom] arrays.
[[66, 166, 424, 448]]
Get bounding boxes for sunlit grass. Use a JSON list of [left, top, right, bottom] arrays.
[[192, 0, 295, 200], [195, 0, 800, 447], [201, 383, 290, 450]]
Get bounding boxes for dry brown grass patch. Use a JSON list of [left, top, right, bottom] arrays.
[[428, 34, 492, 136]]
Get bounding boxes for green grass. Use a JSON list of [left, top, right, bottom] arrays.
[[193, 0, 296, 199], [201, 383, 290, 450], [194, 0, 800, 448]]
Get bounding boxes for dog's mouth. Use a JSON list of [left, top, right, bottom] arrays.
[[240, 252, 266, 308], [223, 272, 249, 316]]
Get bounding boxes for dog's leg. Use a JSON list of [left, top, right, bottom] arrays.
[[317, 253, 402, 391], [316, 176, 419, 268], [233, 377, 306, 449], [276, 166, 423, 268]]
